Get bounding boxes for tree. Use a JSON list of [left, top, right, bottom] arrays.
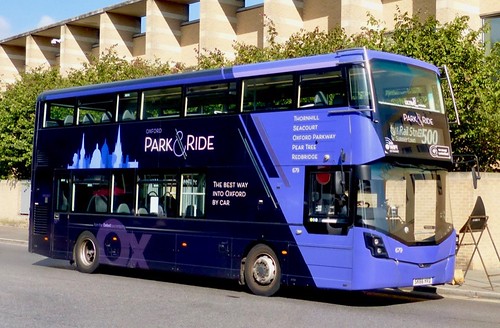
[[0, 67, 65, 178]]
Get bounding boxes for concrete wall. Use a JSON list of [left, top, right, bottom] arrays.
[[2, 172, 498, 269], [451, 173, 500, 271], [0, 180, 29, 227]]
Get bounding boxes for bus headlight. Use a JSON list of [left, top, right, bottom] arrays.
[[364, 233, 388, 258]]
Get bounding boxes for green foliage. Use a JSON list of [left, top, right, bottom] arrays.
[[67, 48, 179, 85], [0, 67, 65, 178]]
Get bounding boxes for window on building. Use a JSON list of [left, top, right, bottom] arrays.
[[188, 2, 200, 21], [484, 16, 500, 53]]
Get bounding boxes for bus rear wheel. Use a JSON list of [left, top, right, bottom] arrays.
[[74, 231, 100, 274], [244, 244, 281, 296]]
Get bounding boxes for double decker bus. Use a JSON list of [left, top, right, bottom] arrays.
[[30, 48, 457, 296]]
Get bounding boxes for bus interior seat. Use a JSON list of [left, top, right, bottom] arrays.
[[185, 205, 202, 217], [116, 203, 131, 214], [82, 113, 94, 125], [45, 120, 59, 127], [87, 195, 108, 213], [122, 109, 135, 121], [138, 207, 148, 215], [63, 115, 74, 126], [185, 205, 195, 217], [333, 94, 347, 107], [101, 111, 112, 123], [314, 91, 328, 106]]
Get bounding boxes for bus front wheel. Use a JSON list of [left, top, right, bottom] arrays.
[[244, 244, 281, 296], [74, 231, 100, 274]]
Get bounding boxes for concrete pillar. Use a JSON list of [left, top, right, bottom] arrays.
[[145, 0, 187, 63], [303, 0, 341, 32], [382, 0, 415, 29], [0, 44, 25, 86], [436, 0, 481, 30], [199, 0, 243, 59], [263, 0, 304, 45], [99, 12, 141, 59], [180, 21, 200, 67], [481, 0, 500, 16], [236, 5, 264, 48], [59, 25, 99, 76], [338, 0, 383, 36], [25, 35, 58, 71]]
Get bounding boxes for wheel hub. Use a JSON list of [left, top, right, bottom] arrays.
[[252, 255, 276, 285]]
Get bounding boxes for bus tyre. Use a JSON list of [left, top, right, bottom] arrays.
[[74, 231, 100, 274], [244, 244, 281, 296]]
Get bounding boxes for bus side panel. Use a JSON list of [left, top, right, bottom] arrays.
[[291, 230, 354, 290]]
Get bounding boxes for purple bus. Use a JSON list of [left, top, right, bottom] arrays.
[[30, 48, 457, 296]]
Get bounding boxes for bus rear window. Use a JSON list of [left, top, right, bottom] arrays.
[[44, 101, 75, 128]]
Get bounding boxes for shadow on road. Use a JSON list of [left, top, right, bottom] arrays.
[[33, 258, 442, 306]]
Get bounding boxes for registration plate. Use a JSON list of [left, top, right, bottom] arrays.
[[413, 277, 433, 286]]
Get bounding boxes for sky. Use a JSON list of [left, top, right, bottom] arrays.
[[0, 0, 264, 40]]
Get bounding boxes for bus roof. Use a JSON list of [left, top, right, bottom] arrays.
[[38, 48, 439, 102]]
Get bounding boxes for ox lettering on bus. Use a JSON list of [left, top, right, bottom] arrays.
[[96, 219, 152, 269]]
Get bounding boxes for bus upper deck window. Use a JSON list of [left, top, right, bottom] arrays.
[[349, 65, 370, 109], [143, 87, 182, 120], [299, 69, 346, 108], [186, 83, 238, 116], [78, 95, 115, 125], [242, 75, 294, 112], [118, 92, 139, 121]]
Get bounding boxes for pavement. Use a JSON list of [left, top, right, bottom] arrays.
[[1, 224, 498, 300]]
